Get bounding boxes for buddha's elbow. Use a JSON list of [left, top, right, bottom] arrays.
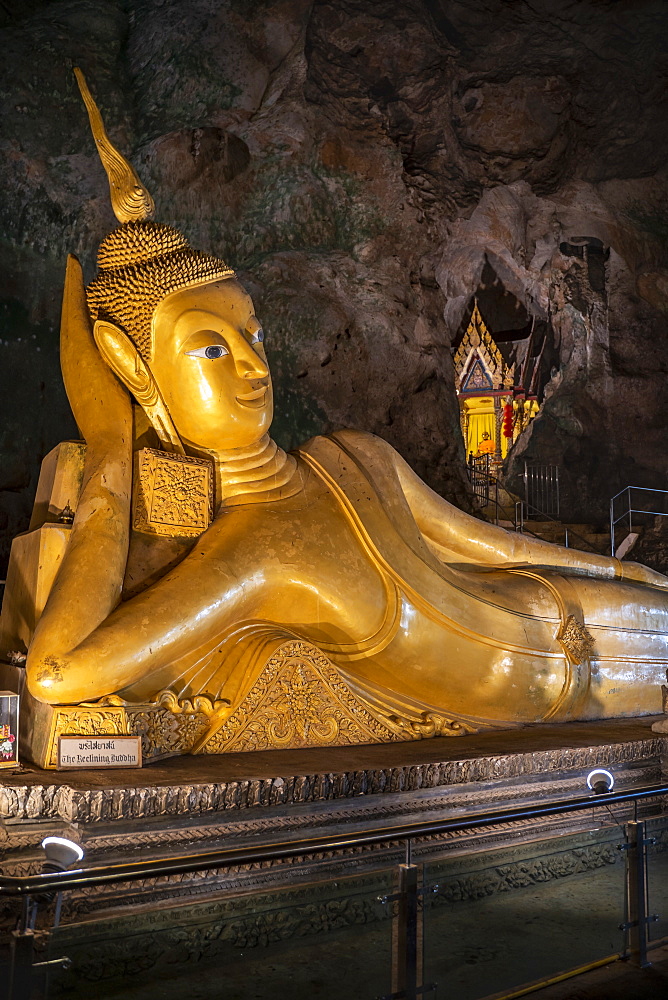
[[26, 652, 78, 704]]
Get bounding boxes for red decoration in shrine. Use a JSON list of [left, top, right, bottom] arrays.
[[502, 403, 514, 438]]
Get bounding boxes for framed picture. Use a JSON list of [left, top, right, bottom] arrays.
[[0, 692, 19, 768]]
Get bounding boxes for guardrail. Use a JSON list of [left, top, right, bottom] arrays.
[[524, 463, 560, 519], [610, 485, 668, 557], [3, 781, 668, 1000], [467, 462, 599, 553]]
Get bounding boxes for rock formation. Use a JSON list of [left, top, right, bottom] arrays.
[[0, 0, 667, 572]]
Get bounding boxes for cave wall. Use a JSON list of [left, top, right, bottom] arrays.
[[1, 0, 667, 572]]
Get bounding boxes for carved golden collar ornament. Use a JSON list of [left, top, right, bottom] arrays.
[[132, 436, 300, 538], [133, 448, 213, 537], [215, 435, 300, 507]]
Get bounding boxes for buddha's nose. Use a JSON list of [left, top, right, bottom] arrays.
[[233, 339, 269, 381]]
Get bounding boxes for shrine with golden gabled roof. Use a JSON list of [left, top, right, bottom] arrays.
[[453, 301, 539, 464]]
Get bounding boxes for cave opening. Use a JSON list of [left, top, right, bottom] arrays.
[[454, 260, 558, 402], [453, 259, 559, 465]]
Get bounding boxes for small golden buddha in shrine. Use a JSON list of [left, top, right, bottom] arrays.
[[2, 72, 668, 766], [475, 431, 495, 458]]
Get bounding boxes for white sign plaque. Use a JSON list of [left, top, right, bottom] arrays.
[[57, 735, 142, 769]]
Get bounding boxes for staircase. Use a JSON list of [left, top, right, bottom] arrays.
[[520, 520, 613, 555], [477, 480, 616, 557], [470, 461, 666, 558], [471, 466, 668, 560]]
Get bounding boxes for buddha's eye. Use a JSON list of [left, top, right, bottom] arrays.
[[246, 317, 264, 346], [185, 344, 229, 360]]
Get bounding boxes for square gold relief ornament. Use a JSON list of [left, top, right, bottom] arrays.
[[133, 448, 213, 538]]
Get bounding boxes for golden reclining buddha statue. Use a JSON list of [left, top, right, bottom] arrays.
[[3, 71, 668, 766]]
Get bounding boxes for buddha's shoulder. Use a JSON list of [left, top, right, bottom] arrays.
[[297, 429, 401, 472]]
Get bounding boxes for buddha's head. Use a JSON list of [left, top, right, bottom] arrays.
[[74, 67, 272, 455], [87, 221, 272, 453]]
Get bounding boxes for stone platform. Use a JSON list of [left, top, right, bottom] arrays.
[[1, 717, 667, 995], [1, 716, 666, 869]]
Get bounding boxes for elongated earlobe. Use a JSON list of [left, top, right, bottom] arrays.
[[94, 320, 184, 454]]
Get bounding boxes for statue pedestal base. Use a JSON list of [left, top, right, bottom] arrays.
[[1, 717, 666, 993], [18, 638, 486, 769]]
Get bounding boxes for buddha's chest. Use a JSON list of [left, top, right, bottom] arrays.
[[206, 483, 390, 636]]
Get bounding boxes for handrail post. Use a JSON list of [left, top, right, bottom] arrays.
[[610, 494, 615, 557], [8, 926, 36, 1000], [624, 820, 652, 968], [524, 461, 528, 506], [392, 862, 420, 1000]]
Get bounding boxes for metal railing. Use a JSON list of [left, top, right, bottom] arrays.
[[610, 485, 668, 557], [514, 499, 602, 554], [466, 461, 599, 553], [468, 453, 492, 507], [2, 781, 668, 1000], [524, 463, 560, 518], [467, 457, 519, 528]]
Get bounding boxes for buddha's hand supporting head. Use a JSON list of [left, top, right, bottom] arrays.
[[87, 222, 272, 455]]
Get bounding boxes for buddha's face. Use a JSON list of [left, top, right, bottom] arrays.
[[150, 278, 272, 452]]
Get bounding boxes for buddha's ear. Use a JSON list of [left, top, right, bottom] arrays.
[[93, 320, 184, 454], [94, 320, 158, 404]]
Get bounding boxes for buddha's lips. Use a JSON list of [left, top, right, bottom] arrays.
[[236, 385, 268, 408]]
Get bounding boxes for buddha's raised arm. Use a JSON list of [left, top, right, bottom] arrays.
[[26, 252, 288, 704], [26, 256, 134, 701], [25, 241, 297, 708]]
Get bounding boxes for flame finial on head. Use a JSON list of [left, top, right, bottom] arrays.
[[74, 67, 155, 223]]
